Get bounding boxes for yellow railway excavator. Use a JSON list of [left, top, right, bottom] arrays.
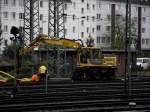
[[20, 34, 117, 80], [0, 71, 32, 84]]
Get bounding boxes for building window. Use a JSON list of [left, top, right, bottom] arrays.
[[64, 4, 67, 10], [87, 27, 89, 33], [97, 14, 101, 20], [107, 37, 110, 43], [92, 16, 95, 22], [12, 12, 16, 19], [64, 28, 67, 35], [81, 0, 84, 3], [73, 14, 75, 20], [12, 0, 16, 6], [87, 3, 90, 10], [19, 13, 24, 19], [19, 0, 24, 6], [92, 4, 95, 10], [102, 37, 105, 43], [73, 2, 76, 9], [3, 12, 8, 19], [4, 25, 8, 32], [4, 0, 8, 5], [97, 36, 100, 43], [40, 27, 43, 34], [81, 20, 84, 26], [136, 7, 138, 12], [4, 39, 8, 46], [106, 26, 111, 31], [81, 32, 84, 38], [142, 39, 145, 44], [92, 28, 95, 33], [146, 39, 149, 45], [143, 7, 146, 12], [73, 26, 75, 33], [64, 16, 67, 23], [142, 17, 146, 22], [99, 4, 101, 9], [107, 14, 111, 20], [109, 4, 111, 10], [40, 14, 43, 21], [87, 16, 89, 21], [142, 28, 145, 33], [117, 4, 121, 10], [133, 17, 137, 22], [19, 26, 24, 32], [97, 25, 101, 31], [40, 1, 43, 7], [81, 8, 84, 14]]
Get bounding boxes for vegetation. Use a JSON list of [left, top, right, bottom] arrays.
[[104, 16, 137, 49], [2, 26, 23, 62], [2, 44, 16, 60], [0, 20, 2, 38], [86, 34, 94, 47], [0, 20, 3, 54]]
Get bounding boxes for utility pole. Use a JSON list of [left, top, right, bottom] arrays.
[[125, 0, 132, 98], [137, 7, 142, 56], [0, 0, 2, 54], [111, 4, 116, 49], [0, 0, 2, 36]]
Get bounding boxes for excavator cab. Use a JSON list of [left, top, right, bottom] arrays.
[[73, 47, 117, 80], [79, 47, 102, 65]]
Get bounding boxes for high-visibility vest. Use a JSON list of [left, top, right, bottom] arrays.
[[39, 65, 47, 74], [31, 74, 38, 81]]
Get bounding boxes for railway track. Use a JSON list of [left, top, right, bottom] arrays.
[[1, 77, 150, 111]]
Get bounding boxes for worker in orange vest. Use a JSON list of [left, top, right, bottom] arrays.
[[31, 73, 38, 81]]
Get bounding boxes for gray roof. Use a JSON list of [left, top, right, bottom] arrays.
[[100, 0, 150, 6], [49, 0, 71, 2]]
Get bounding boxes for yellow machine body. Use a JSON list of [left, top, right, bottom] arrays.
[[19, 34, 117, 80]]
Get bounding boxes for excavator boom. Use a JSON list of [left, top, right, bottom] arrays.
[[20, 34, 82, 55]]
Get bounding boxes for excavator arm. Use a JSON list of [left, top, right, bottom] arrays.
[[20, 34, 83, 55]]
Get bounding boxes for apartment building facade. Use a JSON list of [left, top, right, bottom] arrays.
[[0, 0, 150, 53], [0, 0, 24, 45], [96, 0, 150, 49]]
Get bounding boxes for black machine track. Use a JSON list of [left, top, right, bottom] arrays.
[[1, 77, 150, 111]]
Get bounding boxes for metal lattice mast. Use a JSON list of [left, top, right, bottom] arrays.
[[0, 0, 2, 37], [48, 0, 65, 38], [23, 0, 39, 75], [0, 0, 2, 53], [48, 0, 67, 78], [125, 0, 132, 97], [24, 0, 39, 44]]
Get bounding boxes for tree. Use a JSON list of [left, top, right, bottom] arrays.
[[0, 18, 2, 36], [2, 44, 15, 60], [2, 26, 23, 61], [86, 34, 94, 47], [0, 19, 3, 49], [104, 16, 137, 49], [10, 26, 19, 37]]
